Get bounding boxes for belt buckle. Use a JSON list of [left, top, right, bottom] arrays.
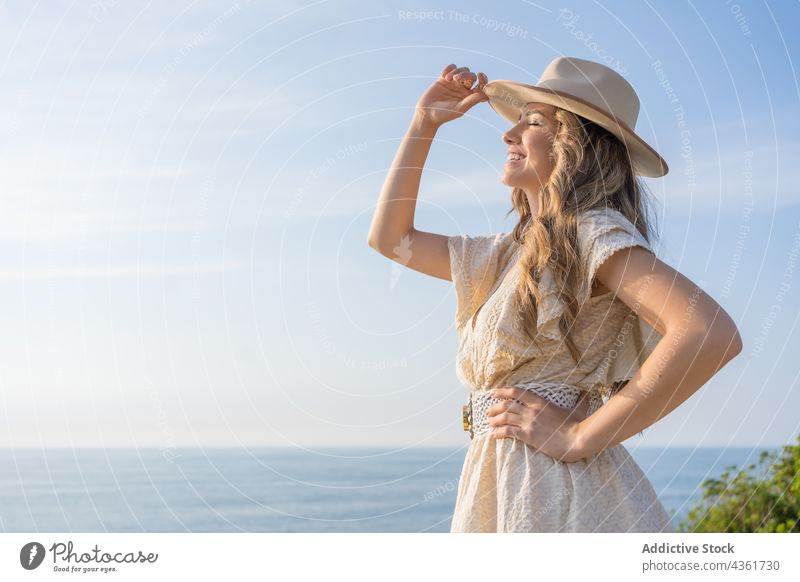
[[462, 393, 474, 439]]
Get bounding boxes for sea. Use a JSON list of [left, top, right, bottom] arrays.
[[0, 446, 770, 532]]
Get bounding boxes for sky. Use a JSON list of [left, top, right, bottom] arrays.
[[0, 0, 798, 450]]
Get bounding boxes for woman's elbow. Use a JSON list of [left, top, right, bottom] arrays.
[[707, 319, 743, 362], [722, 327, 743, 361]]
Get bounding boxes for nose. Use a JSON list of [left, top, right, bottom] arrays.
[[503, 122, 523, 145]]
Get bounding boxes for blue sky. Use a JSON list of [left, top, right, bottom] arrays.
[[0, 0, 798, 449]]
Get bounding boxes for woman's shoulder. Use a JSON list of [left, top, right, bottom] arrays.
[[447, 230, 517, 267], [448, 229, 516, 248], [447, 230, 518, 333], [576, 207, 654, 253], [576, 207, 634, 230]]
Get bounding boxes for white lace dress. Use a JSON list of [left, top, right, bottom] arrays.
[[447, 208, 674, 532]]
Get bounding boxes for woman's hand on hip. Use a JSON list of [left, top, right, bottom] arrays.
[[414, 64, 488, 129], [486, 386, 591, 463]]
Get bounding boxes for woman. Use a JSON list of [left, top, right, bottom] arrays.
[[367, 57, 742, 532]]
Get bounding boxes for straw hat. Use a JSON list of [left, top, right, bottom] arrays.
[[482, 56, 668, 178]]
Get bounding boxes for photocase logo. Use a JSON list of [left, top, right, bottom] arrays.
[[17, 540, 158, 574], [20, 542, 46, 570]]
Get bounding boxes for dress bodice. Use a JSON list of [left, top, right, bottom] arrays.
[[447, 209, 663, 407]]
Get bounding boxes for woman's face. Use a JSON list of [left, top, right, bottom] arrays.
[[500, 102, 557, 194]]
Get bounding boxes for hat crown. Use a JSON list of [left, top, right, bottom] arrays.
[[537, 57, 639, 129]]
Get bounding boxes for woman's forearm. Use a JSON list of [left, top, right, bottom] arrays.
[[367, 111, 439, 252], [575, 326, 742, 457]]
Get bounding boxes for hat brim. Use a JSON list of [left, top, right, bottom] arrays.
[[483, 80, 669, 178]]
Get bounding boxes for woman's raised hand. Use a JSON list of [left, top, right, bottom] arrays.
[[415, 64, 489, 128]]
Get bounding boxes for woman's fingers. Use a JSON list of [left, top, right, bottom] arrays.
[[440, 63, 457, 78], [439, 65, 488, 93], [499, 387, 541, 407], [489, 411, 524, 429], [455, 71, 478, 89], [421, 65, 489, 125], [487, 399, 525, 418], [444, 65, 469, 83], [476, 71, 488, 91]]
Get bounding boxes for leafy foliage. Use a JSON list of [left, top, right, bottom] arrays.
[[680, 436, 800, 532]]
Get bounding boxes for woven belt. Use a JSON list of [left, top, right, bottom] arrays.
[[462, 383, 583, 439]]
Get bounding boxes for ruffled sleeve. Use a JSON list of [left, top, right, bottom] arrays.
[[447, 232, 515, 334], [576, 208, 656, 303], [530, 263, 568, 344], [576, 208, 664, 386]]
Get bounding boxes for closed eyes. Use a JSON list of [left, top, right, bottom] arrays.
[[524, 108, 545, 116], [518, 111, 544, 126]]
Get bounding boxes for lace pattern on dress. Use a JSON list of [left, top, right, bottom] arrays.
[[447, 232, 515, 334]]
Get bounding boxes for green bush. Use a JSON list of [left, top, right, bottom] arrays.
[[679, 435, 800, 532]]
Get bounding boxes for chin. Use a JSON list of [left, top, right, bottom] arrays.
[[501, 175, 532, 190], [500, 173, 520, 188]]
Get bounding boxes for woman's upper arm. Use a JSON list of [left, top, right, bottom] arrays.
[[595, 246, 742, 352], [576, 208, 741, 353], [375, 227, 453, 281]]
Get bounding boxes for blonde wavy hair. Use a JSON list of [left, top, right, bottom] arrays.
[[505, 107, 659, 365]]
